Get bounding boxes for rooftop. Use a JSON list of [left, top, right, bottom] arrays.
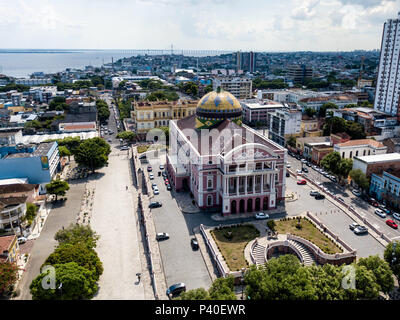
[[32, 141, 56, 157], [336, 139, 385, 149], [355, 153, 400, 164], [0, 196, 28, 211], [0, 235, 16, 254], [0, 183, 36, 194]]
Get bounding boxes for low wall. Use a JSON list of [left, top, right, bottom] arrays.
[[266, 241, 304, 264]]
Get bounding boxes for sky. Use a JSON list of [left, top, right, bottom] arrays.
[[0, 0, 399, 51]]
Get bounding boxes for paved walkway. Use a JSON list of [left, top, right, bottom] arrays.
[[210, 205, 286, 221], [91, 148, 146, 300]]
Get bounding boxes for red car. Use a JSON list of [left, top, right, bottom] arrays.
[[164, 179, 169, 185], [368, 198, 379, 207], [386, 219, 398, 229], [297, 179, 307, 185]]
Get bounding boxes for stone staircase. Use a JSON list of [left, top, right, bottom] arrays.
[[252, 242, 267, 265], [287, 239, 316, 266]]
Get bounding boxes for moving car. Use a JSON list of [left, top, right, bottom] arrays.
[[191, 238, 199, 250], [310, 190, 319, 196], [149, 201, 162, 208], [166, 283, 186, 297], [296, 169, 302, 175], [354, 226, 368, 235], [121, 146, 129, 151], [349, 222, 360, 230], [374, 208, 386, 218], [352, 189, 361, 197], [152, 183, 157, 189], [286, 172, 290, 177], [159, 165, 165, 170], [297, 179, 307, 185], [18, 237, 27, 244], [393, 212, 400, 221], [255, 212, 270, 220], [149, 173, 154, 180], [386, 219, 398, 229], [315, 193, 325, 200], [286, 163, 291, 168], [156, 232, 169, 240], [147, 165, 152, 172], [302, 167, 309, 173], [153, 187, 159, 195]]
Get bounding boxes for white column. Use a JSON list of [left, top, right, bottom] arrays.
[[245, 176, 248, 195], [253, 175, 256, 193], [236, 177, 239, 195]]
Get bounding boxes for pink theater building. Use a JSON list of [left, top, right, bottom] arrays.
[[166, 89, 287, 215]]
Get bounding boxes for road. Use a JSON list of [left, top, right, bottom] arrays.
[[287, 154, 400, 240], [146, 154, 212, 292]]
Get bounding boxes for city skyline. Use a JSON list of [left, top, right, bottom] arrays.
[[1, 0, 400, 51]]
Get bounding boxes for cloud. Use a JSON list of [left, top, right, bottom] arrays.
[[337, 0, 396, 8], [291, 0, 320, 20]]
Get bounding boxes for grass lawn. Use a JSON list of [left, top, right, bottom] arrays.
[[275, 218, 342, 254], [137, 145, 149, 153], [211, 225, 260, 271]]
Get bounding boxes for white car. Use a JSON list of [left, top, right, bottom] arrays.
[[352, 189, 361, 196], [393, 212, 400, 221], [310, 190, 319, 196], [159, 165, 165, 170], [255, 212, 269, 220], [286, 163, 291, 168], [153, 187, 159, 195], [301, 159, 307, 164], [18, 237, 27, 244], [296, 169, 302, 174], [374, 208, 386, 218], [149, 173, 154, 180]]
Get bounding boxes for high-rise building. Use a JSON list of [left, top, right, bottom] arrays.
[[287, 65, 313, 84], [236, 52, 256, 73], [236, 51, 242, 73], [213, 77, 253, 99], [374, 12, 400, 119]]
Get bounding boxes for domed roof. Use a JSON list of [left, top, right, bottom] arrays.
[[195, 90, 242, 129]]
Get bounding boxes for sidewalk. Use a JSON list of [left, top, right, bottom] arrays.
[[210, 205, 286, 221], [27, 203, 51, 240], [175, 191, 199, 214]]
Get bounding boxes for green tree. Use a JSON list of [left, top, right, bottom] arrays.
[[43, 243, 103, 281], [96, 99, 110, 123], [320, 152, 341, 175], [349, 169, 370, 191], [30, 262, 98, 300], [209, 276, 237, 300], [204, 84, 213, 93], [177, 288, 210, 300], [58, 145, 71, 161], [245, 255, 317, 300], [345, 121, 366, 139], [116, 131, 137, 142], [304, 107, 316, 117], [352, 264, 380, 300], [0, 262, 18, 296], [357, 255, 394, 294], [45, 180, 70, 201], [23, 203, 38, 225], [74, 137, 111, 172], [286, 136, 297, 149], [308, 264, 348, 300], [337, 158, 353, 181], [319, 102, 338, 117], [54, 224, 99, 249], [384, 241, 400, 283], [323, 117, 347, 136]]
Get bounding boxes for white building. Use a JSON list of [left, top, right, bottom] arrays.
[[334, 139, 387, 159], [15, 78, 52, 86], [213, 77, 253, 100], [257, 89, 328, 104], [268, 107, 302, 146], [374, 12, 400, 117]]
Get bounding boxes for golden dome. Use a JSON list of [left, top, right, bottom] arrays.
[[195, 90, 242, 129]]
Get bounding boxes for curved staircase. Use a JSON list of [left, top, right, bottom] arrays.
[[287, 239, 316, 266], [252, 242, 267, 265]]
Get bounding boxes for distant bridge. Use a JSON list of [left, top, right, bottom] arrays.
[[115, 49, 234, 56]]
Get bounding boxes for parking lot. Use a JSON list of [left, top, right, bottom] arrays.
[[144, 155, 212, 292]]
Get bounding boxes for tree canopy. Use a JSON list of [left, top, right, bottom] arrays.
[[357, 255, 394, 294], [177, 276, 237, 300], [0, 262, 18, 296], [384, 241, 400, 282], [96, 99, 110, 123], [45, 180, 70, 201], [54, 223, 99, 249], [319, 102, 338, 117], [116, 131, 136, 142], [74, 137, 111, 172], [320, 152, 352, 181], [349, 169, 370, 191]]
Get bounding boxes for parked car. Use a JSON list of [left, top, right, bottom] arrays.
[[121, 146, 129, 151], [329, 176, 337, 182], [369, 198, 379, 207], [156, 233, 170, 240], [354, 226, 368, 235], [352, 189, 361, 197], [164, 179, 169, 185], [166, 184, 172, 191], [315, 193, 325, 200], [349, 222, 360, 230], [149, 202, 162, 208], [147, 165, 152, 172], [337, 197, 345, 202], [152, 183, 157, 189], [312, 165, 318, 170], [191, 238, 199, 250], [153, 187, 159, 195], [286, 172, 290, 177], [297, 179, 307, 185], [166, 283, 186, 297], [386, 219, 398, 229], [301, 159, 307, 164], [302, 167, 309, 173], [18, 237, 27, 244], [255, 212, 269, 220], [374, 208, 387, 218], [296, 169, 302, 174], [149, 173, 154, 180], [286, 163, 291, 168], [306, 162, 312, 167], [162, 171, 167, 177], [393, 212, 400, 221], [159, 165, 165, 170], [379, 205, 391, 214], [310, 190, 319, 196]]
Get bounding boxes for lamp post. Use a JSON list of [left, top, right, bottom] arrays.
[[241, 268, 246, 300], [58, 282, 63, 299]]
